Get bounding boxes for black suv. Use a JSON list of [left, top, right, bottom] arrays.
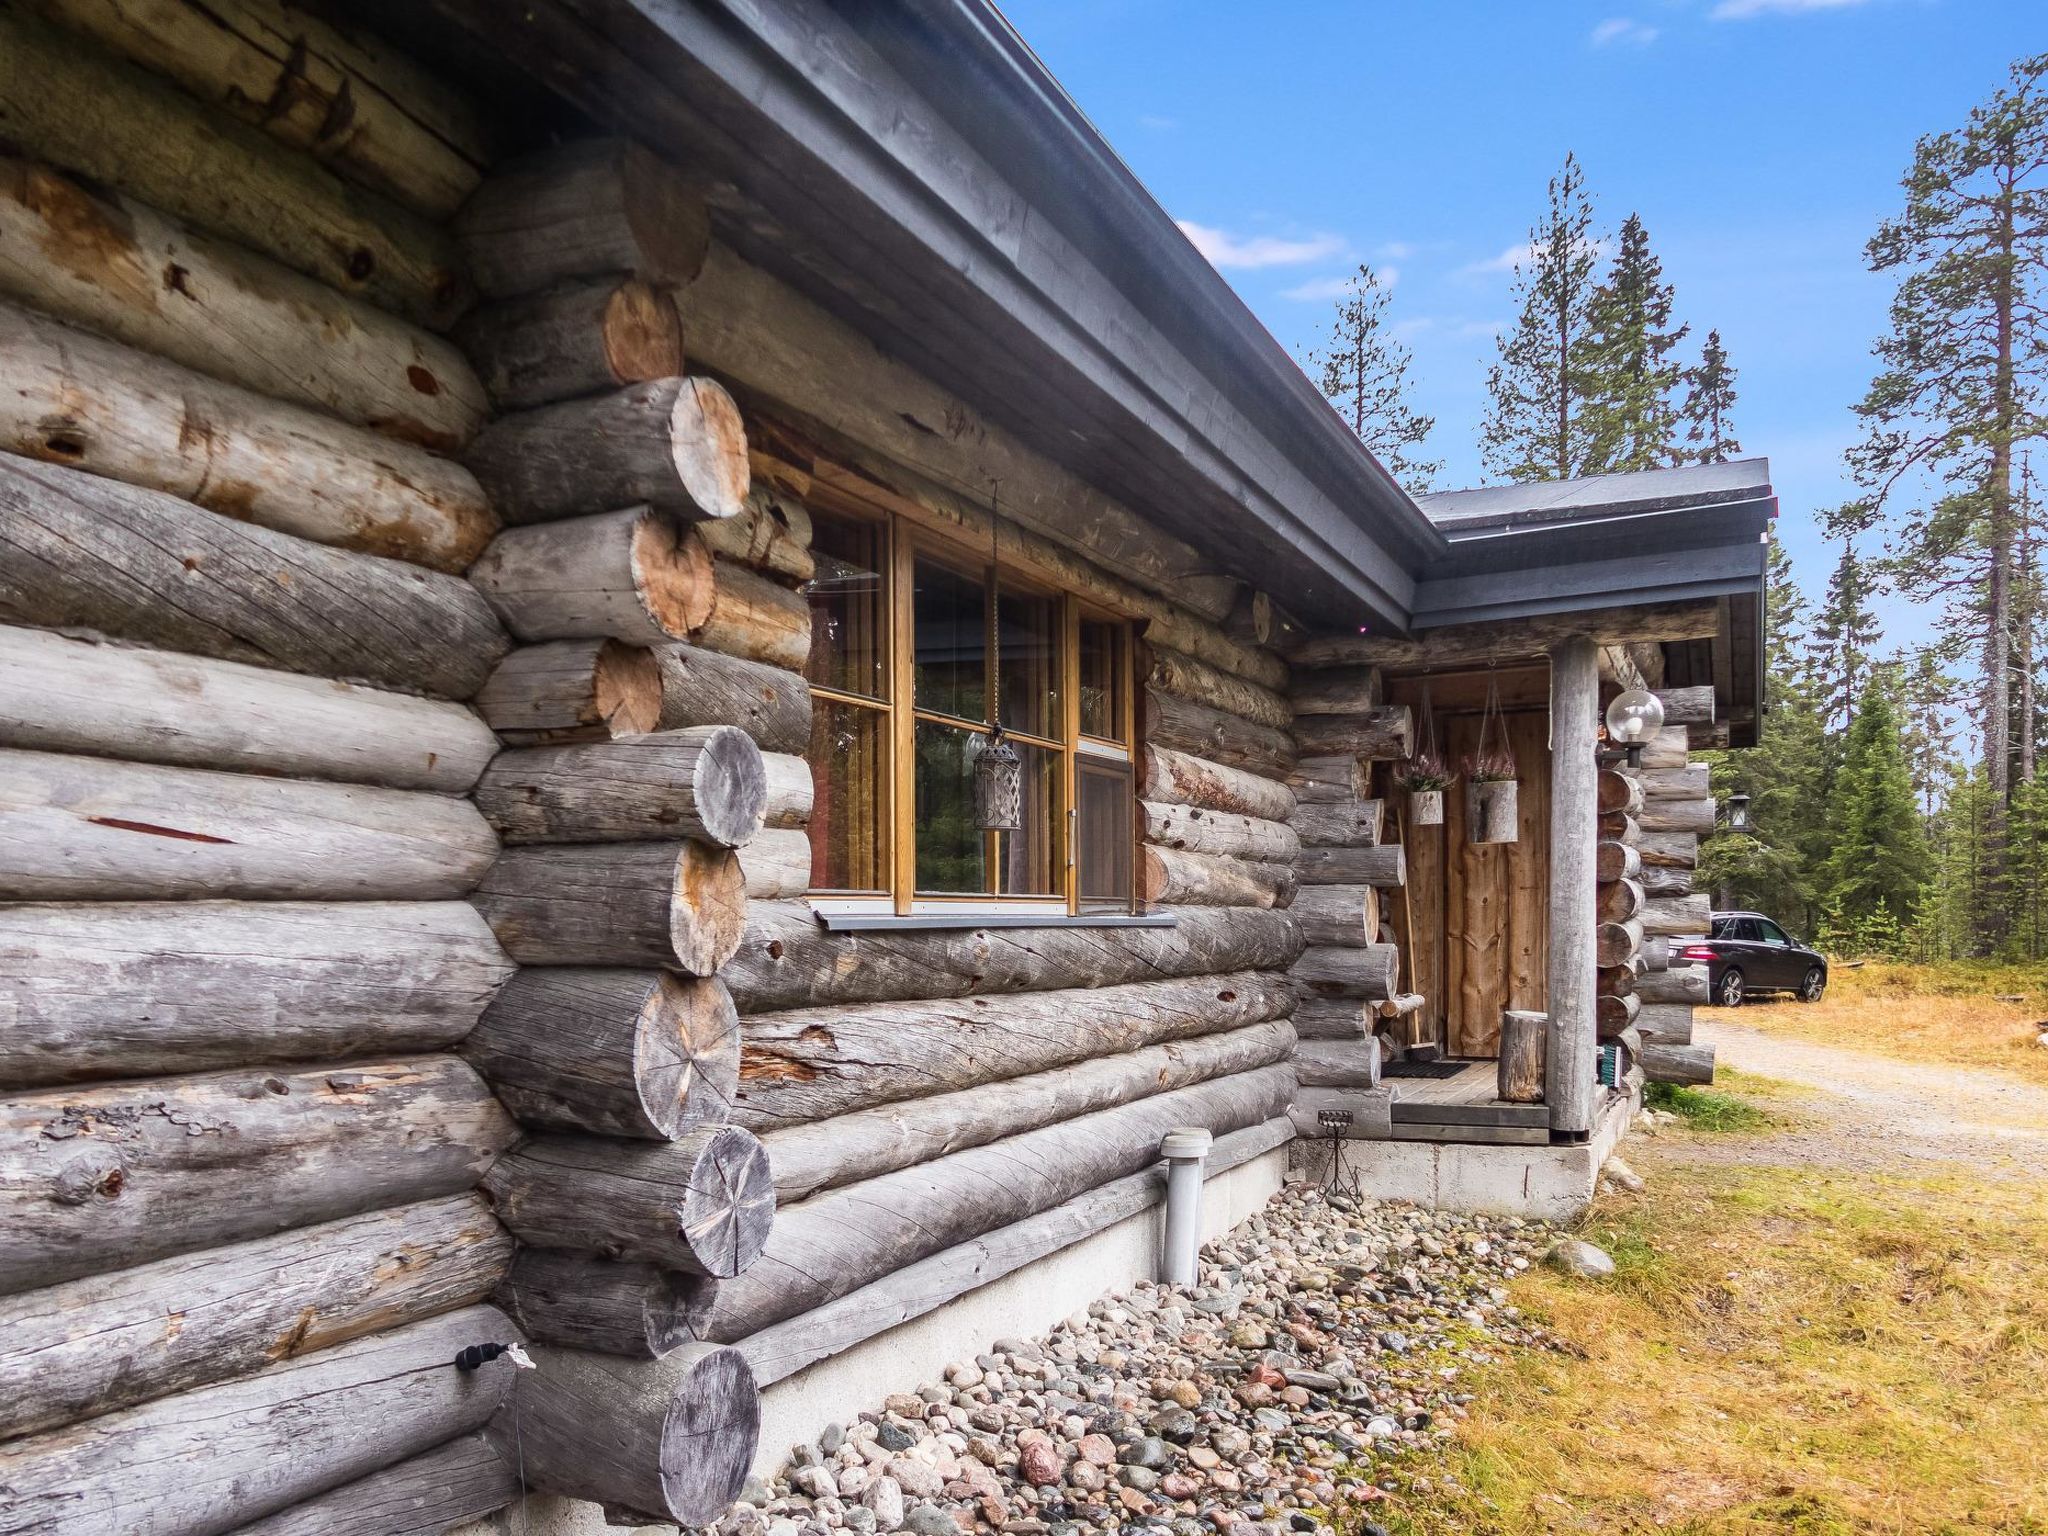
[[1684, 912, 1828, 1008]]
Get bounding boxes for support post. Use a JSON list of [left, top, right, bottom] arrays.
[[1546, 636, 1601, 1138]]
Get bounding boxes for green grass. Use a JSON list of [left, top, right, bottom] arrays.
[[1645, 1079, 1773, 1131]]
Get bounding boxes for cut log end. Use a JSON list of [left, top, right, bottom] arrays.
[[606, 279, 686, 383], [697, 724, 772, 847], [638, 512, 717, 636], [682, 1126, 776, 1279], [597, 641, 666, 738], [653, 1344, 761, 1525], [671, 378, 750, 523]]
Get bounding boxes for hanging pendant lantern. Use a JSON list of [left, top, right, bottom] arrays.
[[974, 728, 1023, 831]]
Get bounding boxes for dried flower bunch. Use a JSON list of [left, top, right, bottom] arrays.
[[1395, 749, 1453, 792], [1464, 746, 1519, 784]]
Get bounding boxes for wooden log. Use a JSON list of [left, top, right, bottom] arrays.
[[0, 1057, 515, 1294], [472, 840, 746, 975], [1288, 884, 1380, 948], [1289, 665, 1384, 716], [0, 1194, 510, 1440], [1597, 962, 1639, 999], [1638, 1002, 1695, 1046], [1293, 1037, 1381, 1090], [457, 276, 684, 411], [0, 901, 511, 1091], [1290, 598, 1723, 669], [1295, 842, 1406, 887], [740, 826, 812, 898], [0, 1306, 524, 1536], [486, 1342, 757, 1528], [1596, 992, 1642, 1038], [1641, 1040, 1714, 1086], [1147, 645, 1292, 731], [468, 506, 713, 644], [464, 969, 738, 1141], [1641, 796, 1716, 835], [473, 639, 665, 746], [229, 1431, 521, 1536], [1637, 830, 1701, 869], [1597, 769, 1646, 817], [701, 1066, 1291, 1343], [0, 155, 485, 448], [0, 456, 508, 699], [1140, 845, 1295, 908], [40, 0, 493, 218], [1642, 935, 1673, 971], [1467, 778, 1520, 844], [0, 749, 496, 901], [1639, 733, 1692, 771], [734, 970, 1294, 1130], [759, 751, 815, 830], [1637, 964, 1709, 1005], [496, 1247, 713, 1361], [1293, 943, 1400, 1002], [1291, 997, 1367, 1041], [1376, 991, 1425, 1019], [1142, 688, 1295, 779], [1497, 1010, 1546, 1104], [1546, 636, 1601, 1137], [724, 901, 1304, 1014], [1285, 753, 1371, 806], [457, 138, 710, 298], [1643, 864, 1694, 897], [1144, 744, 1296, 822], [1596, 841, 1643, 882], [694, 557, 812, 671], [697, 485, 816, 582], [475, 726, 766, 848], [1642, 893, 1713, 938], [1142, 800, 1299, 862], [1223, 588, 1279, 646], [464, 377, 748, 527], [655, 642, 813, 755], [483, 1125, 773, 1277], [1596, 918, 1645, 967], [1598, 876, 1647, 924], [763, 1019, 1297, 1203], [1640, 764, 1711, 800], [1290, 797, 1385, 848], [1290, 705, 1414, 760], [1654, 685, 1717, 725], [0, 299, 495, 571], [1599, 810, 1642, 844]]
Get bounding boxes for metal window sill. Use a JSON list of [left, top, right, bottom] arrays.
[[813, 910, 1178, 933]]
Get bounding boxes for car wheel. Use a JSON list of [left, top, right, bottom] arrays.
[[1797, 966, 1825, 1003], [1716, 968, 1745, 1008]]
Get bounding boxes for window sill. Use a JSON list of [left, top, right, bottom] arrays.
[[812, 908, 1178, 933]]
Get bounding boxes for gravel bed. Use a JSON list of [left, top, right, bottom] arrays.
[[715, 1185, 1565, 1536]]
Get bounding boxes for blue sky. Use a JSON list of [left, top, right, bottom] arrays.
[[1000, 0, 2044, 632]]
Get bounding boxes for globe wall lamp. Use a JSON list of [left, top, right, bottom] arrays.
[[1604, 687, 1665, 769]]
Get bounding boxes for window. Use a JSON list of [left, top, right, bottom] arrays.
[[1756, 917, 1790, 946], [802, 500, 1137, 914]]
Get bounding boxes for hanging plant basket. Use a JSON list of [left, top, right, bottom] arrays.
[[1395, 701, 1450, 827], [1408, 788, 1444, 826], [1466, 775, 1519, 844]]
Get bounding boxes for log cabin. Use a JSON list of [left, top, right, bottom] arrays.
[[0, 1, 1768, 1530]]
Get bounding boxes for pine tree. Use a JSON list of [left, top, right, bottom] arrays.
[[1307, 264, 1442, 492], [1818, 683, 1934, 952], [1807, 537, 1881, 734], [1678, 329, 1742, 465], [1898, 643, 1963, 816], [1480, 154, 1605, 483], [1581, 213, 1689, 473]]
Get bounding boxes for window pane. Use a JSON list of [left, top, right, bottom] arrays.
[[1078, 761, 1133, 908], [997, 584, 1058, 739], [1078, 620, 1126, 741], [913, 557, 987, 722], [805, 513, 887, 701], [996, 744, 1063, 896], [807, 699, 888, 891], [914, 719, 987, 893]]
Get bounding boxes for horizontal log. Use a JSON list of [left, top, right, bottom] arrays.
[[457, 276, 684, 412], [1637, 830, 1701, 869], [0, 626, 498, 793], [1654, 685, 1717, 726], [1638, 1002, 1697, 1046], [1285, 753, 1371, 806], [1598, 876, 1646, 924], [1639, 733, 1692, 771], [0, 1307, 523, 1535], [1596, 992, 1641, 1039], [1596, 841, 1642, 883], [0, 455, 508, 699], [1640, 764, 1711, 800], [1141, 844, 1296, 908], [1290, 705, 1413, 760], [0, 1194, 510, 1439], [0, 155, 485, 447], [1642, 893, 1713, 938], [723, 901, 1302, 1013], [0, 901, 512, 1090], [1643, 864, 1694, 896], [698, 484, 816, 583], [1288, 884, 1380, 948], [1292, 997, 1367, 1041], [456, 138, 710, 298], [1143, 688, 1295, 779], [1597, 918, 1645, 968], [483, 1125, 773, 1277], [1290, 797, 1384, 848], [1598, 769, 1645, 817], [475, 727, 766, 848], [1636, 964, 1709, 1004], [0, 749, 496, 901], [473, 639, 664, 746], [1289, 598, 1723, 669], [736, 1117, 1291, 1387], [1641, 1040, 1714, 1085], [1641, 796, 1716, 835], [0, 300, 494, 571], [1599, 810, 1642, 845], [1293, 1037, 1382, 1089], [1598, 962, 1639, 999], [1376, 991, 1425, 1018], [701, 1067, 1292, 1343], [229, 1431, 520, 1536], [655, 642, 813, 755], [473, 840, 745, 975], [1143, 800, 1299, 862], [759, 751, 815, 830], [1144, 744, 1296, 822], [464, 969, 739, 1141], [0, 1057, 515, 1294], [465, 377, 748, 527], [1292, 943, 1400, 1002], [694, 556, 813, 671], [734, 970, 1294, 1130], [495, 1247, 713, 1361], [1295, 842, 1405, 887], [1642, 935, 1673, 971], [1289, 664, 1383, 716], [740, 826, 812, 898], [1147, 645, 1292, 731], [468, 506, 713, 644]]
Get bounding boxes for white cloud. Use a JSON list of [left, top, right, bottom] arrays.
[[1138, 113, 1179, 131], [1461, 236, 1605, 277], [1176, 220, 1345, 270], [1281, 267, 1399, 302], [1711, 0, 1870, 18], [1590, 16, 1660, 45], [1374, 240, 1419, 262]]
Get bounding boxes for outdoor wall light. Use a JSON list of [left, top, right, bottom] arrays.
[[1728, 792, 1751, 831], [1604, 687, 1666, 768]]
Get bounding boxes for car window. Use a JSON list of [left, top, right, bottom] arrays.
[[1710, 917, 1731, 939], [1757, 918, 1790, 945], [1731, 918, 1762, 942]]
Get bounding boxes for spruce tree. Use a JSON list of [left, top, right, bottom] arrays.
[[1480, 154, 1605, 483], [1307, 263, 1442, 492], [1806, 537, 1881, 735], [1818, 683, 1934, 952], [1679, 329, 1742, 465], [1581, 213, 1688, 473], [1898, 643, 1963, 816]]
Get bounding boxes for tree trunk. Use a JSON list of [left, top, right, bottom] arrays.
[[1294, 842, 1405, 887], [464, 969, 739, 1141], [1292, 943, 1400, 1001], [1289, 665, 1384, 716], [1143, 800, 1299, 862], [464, 377, 748, 527], [0, 299, 495, 571], [457, 276, 684, 411], [693, 557, 813, 671], [1140, 845, 1295, 908], [468, 506, 714, 644], [0, 1057, 516, 1294], [1147, 646, 1292, 731], [482, 1125, 773, 1277], [739, 827, 812, 898], [475, 726, 767, 848], [697, 486, 816, 582], [1142, 689, 1295, 779], [1145, 745, 1296, 822], [1285, 753, 1371, 806], [0, 749, 497, 901], [229, 1432, 521, 1536], [495, 1247, 714, 1361], [1288, 884, 1380, 948], [1290, 798, 1384, 848], [471, 840, 747, 975], [0, 455, 508, 699], [1290, 706, 1414, 760], [655, 643, 814, 755], [474, 639, 665, 746], [0, 900, 512, 1090], [1496, 1010, 1546, 1103]]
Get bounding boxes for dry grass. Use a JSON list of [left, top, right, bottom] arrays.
[[1708, 961, 2048, 1087], [1360, 1093, 2048, 1536]]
